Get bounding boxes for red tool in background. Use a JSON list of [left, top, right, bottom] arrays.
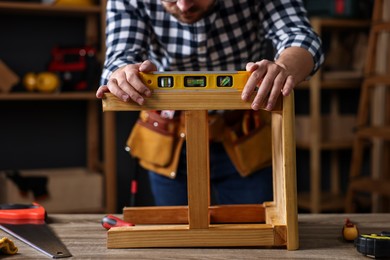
[[0, 203, 72, 258], [101, 215, 134, 230]]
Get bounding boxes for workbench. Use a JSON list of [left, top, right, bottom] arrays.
[[1, 214, 389, 259]]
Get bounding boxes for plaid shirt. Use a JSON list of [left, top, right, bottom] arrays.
[[101, 0, 324, 85]]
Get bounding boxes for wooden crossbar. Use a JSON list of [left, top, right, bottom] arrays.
[[123, 205, 266, 224], [102, 92, 282, 112]]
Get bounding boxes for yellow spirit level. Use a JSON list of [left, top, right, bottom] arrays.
[[140, 71, 250, 91]]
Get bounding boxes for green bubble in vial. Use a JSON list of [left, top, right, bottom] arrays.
[[221, 76, 231, 86]]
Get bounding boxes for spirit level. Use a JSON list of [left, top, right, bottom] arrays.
[[140, 71, 250, 91]]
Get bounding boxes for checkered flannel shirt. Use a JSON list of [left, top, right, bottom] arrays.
[[101, 0, 324, 85]]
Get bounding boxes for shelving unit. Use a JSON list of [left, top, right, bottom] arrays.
[[296, 18, 371, 213], [0, 1, 116, 213], [346, 0, 390, 213]]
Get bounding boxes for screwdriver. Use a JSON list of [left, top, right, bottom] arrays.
[[101, 215, 134, 230]]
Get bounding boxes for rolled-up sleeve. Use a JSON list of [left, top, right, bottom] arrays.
[[101, 0, 149, 85], [261, 0, 324, 75]]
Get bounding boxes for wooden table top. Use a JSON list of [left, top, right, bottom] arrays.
[[1, 213, 389, 259]]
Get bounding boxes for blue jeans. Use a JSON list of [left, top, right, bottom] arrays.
[[148, 142, 273, 206]]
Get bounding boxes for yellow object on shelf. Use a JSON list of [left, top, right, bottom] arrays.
[[0, 237, 18, 255], [23, 72, 60, 93]]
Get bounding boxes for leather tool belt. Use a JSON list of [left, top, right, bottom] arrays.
[[126, 110, 272, 178]]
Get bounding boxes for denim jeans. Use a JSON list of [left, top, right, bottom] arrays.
[[148, 142, 273, 206]]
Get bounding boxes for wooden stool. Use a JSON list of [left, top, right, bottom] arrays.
[[346, 0, 390, 212], [102, 90, 298, 250]]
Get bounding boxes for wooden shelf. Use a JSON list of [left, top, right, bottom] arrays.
[[357, 126, 390, 140], [0, 92, 97, 100], [0, 1, 101, 15]]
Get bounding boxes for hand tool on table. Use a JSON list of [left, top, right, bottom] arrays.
[[101, 215, 134, 230], [342, 218, 359, 242], [0, 203, 72, 258], [355, 231, 390, 258]]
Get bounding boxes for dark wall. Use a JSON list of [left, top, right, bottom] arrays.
[[0, 14, 88, 169], [0, 101, 86, 169], [0, 14, 85, 80]]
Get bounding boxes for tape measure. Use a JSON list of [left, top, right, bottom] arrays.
[[139, 71, 250, 91], [355, 231, 390, 258]]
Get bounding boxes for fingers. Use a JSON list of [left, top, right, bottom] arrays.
[[96, 85, 109, 98], [242, 60, 295, 111], [139, 60, 157, 72], [100, 61, 156, 105], [119, 68, 151, 104]]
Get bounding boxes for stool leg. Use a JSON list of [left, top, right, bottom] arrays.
[[185, 110, 210, 229]]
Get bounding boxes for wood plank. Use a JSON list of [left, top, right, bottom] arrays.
[[308, 61, 322, 214], [102, 92, 282, 111], [5, 213, 390, 259], [5, 214, 390, 257], [281, 93, 299, 250], [348, 177, 390, 196], [107, 224, 277, 248], [123, 204, 266, 224], [209, 204, 265, 223], [0, 1, 101, 14], [185, 111, 210, 229], [85, 14, 99, 46], [103, 111, 117, 213], [86, 100, 100, 172], [364, 75, 390, 86], [270, 112, 285, 225], [356, 126, 390, 139]]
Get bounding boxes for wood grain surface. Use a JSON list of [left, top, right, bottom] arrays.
[[1, 214, 389, 259]]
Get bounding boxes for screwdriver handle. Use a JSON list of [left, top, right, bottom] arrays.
[[101, 215, 134, 230]]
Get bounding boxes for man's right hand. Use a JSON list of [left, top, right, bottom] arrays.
[[96, 60, 157, 105]]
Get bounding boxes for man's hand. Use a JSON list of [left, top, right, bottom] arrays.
[[242, 47, 314, 111], [242, 60, 295, 111], [96, 60, 157, 105]]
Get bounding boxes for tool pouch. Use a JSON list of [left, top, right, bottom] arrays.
[[126, 111, 184, 178], [222, 110, 272, 177]]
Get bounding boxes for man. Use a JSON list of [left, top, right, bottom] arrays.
[[97, 0, 324, 206]]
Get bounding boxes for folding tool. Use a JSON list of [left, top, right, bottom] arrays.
[[0, 203, 71, 258]]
